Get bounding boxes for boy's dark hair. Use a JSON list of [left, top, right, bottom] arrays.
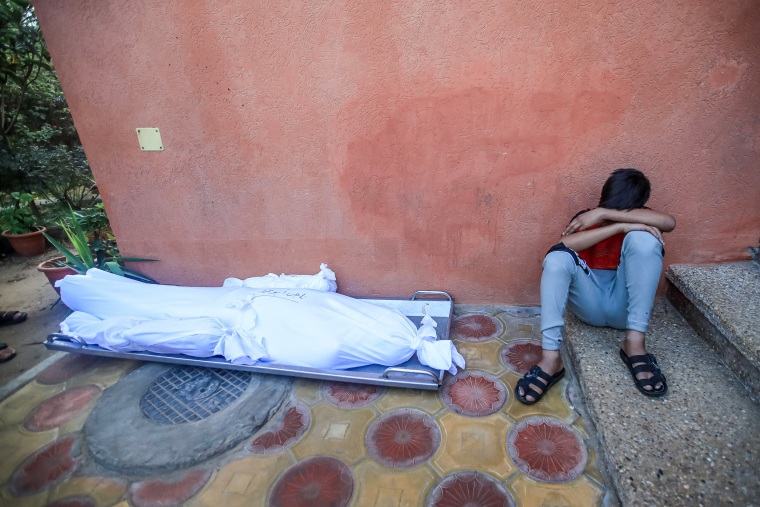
[[598, 168, 651, 210]]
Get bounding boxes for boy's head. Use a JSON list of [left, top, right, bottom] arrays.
[[599, 168, 650, 210]]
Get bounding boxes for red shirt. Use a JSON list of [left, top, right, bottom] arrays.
[[573, 209, 625, 270]]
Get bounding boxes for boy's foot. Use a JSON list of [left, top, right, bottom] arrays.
[[515, 354, 564, 404], [619, 349, 667, 396], [621, 335, 665, 392]]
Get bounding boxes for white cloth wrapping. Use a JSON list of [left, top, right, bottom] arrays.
[[57, 268, 465, 374], [222, 263, 337, 292]]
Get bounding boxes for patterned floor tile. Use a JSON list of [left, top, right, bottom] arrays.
[[502, 373, 574, 422], [454, 340, 507, 375], [321, 381, 385, 408], [9, 434, 82, 496], [248, 403, 311, 454], [0, 382, 63, 429], [291, 404, 375, 464], [24, 385, 102, 432], [427, 471, 516, 506], [0, 429, 57, 488], [451, 313, 505, 341], [186, 454, 294, 507], [499, 340, 542, 375], [293, 378, 323, 404], [365, 408, 441, 468], [507, 474, 604, 507], [34, 355, 101, 385], [129, 469, 212, 507], [352, 460, 436, 507], [432, 412, 514, 479], [441, 371, 507, 417], [268, 456, 353, 507], [50, 476, 127, 507], [506, 416, 588, 484], [500, 314, 541, 341], [375, 387, 443, 415], [498, 307, 541, 318], [46, 496, 97, 507]]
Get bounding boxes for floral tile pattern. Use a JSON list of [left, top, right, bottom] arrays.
[[365, 408, 441, 468], [0, 305, 607, 506], [506, 416, 588, 483], [248, 403, 311, 455], [441, 371, 507, 417], [268, 456, 353, 507], [499, 340, 543, 375], [427, 471, 516, 506], [451, 313, 504, 341], [321, 381, 385, 408]]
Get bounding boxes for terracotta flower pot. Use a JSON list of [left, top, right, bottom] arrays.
[[2, 227, 47, 257], [37, 255, 77, 294]]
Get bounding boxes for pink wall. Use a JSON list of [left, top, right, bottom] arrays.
[[33, 0, 760, 303]]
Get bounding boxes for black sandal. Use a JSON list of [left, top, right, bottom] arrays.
[[515, 365, 565, 405], [619, 349, 667, 397], [0, 311, 27, 327]]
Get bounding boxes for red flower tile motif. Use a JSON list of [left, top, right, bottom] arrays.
[[506, 416, 588, 483], [269, 456, 353, 507], [426, 471, 516, 507], [36, 354, 100, 385], [47, 496, 97, 507], [365, 409, 441, 468], [24, 385, 102, 432], [249, 403, 311, 454], [129, 469, 212, 507], [441, 371, 507, 417], [499, 340, 543, 375], [10, 434, 81, 496], [452, 313, 503, 342], [322, 381, 385, 408]]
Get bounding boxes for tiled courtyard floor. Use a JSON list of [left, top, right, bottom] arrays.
[[0, 307, 610, 506]]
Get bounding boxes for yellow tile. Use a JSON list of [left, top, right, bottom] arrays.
[[500, 315, 541, 342], [187, 454, 293, 507], [502, 372, 574, 423], [507, 474, 604, 507], [73, 359, 140, 390], [0, 483, 48, 507], [293, 377, 322, 404], [432, 412, 514, 479], [0, 383, 63, 428], [454, 341, 506, 376], [583, 448, 606, 487], [375, 387, 442, 415], [291, 404, 375, 464], [572, 416, 590, 438], [50, 476, 127, 506], [353, 460, 436, 507]]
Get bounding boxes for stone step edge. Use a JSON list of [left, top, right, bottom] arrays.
[[665, 279, 760, 400]]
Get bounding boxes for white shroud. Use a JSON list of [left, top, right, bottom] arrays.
[[57, 268, 465, 374]]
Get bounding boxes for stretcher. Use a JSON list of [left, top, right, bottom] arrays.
[[45, 290, 454, 390]]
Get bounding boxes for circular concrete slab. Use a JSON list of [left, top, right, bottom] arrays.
[[84, 363, 292, 475]]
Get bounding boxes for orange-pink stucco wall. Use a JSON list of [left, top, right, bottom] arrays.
[[33, 0, 760, 303]]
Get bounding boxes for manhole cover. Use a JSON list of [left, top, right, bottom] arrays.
[[140, 367, 251, 425]]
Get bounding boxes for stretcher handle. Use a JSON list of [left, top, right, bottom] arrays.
[[410, 290, 452, 302], [382, 367, 440, 383], [46, 333, 87, 347]]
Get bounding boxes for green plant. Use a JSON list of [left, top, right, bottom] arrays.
[[43, 208, 157, 283], [0, 191, 38, 233]]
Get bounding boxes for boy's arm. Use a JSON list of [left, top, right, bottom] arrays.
[[563, 207, 676, 236], [561, 222, 664, 252]]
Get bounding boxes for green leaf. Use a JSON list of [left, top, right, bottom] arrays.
[[104, 261, 123, 276], [42, 231, 87, 273]]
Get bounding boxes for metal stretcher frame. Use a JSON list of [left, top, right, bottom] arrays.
[[45, 290, 454, 390]]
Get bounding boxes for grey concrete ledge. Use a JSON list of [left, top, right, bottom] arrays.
[[564, 299, 760, 506], [666, 262, 760, 371]]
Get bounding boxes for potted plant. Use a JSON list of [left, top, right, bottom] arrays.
[[0, 192, 47, 256], [42, 208, 157, 288]]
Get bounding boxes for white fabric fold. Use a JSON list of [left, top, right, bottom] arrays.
[[223, 263, 337, 292]]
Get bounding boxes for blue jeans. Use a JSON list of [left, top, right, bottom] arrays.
[[540, 231, 664, 351]]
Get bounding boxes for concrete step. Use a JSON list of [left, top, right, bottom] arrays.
[[666, 262, 760, 398], [564, 299, 760, 506]]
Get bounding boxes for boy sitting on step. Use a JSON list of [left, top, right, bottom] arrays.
[[516, 168, 676, 404]]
